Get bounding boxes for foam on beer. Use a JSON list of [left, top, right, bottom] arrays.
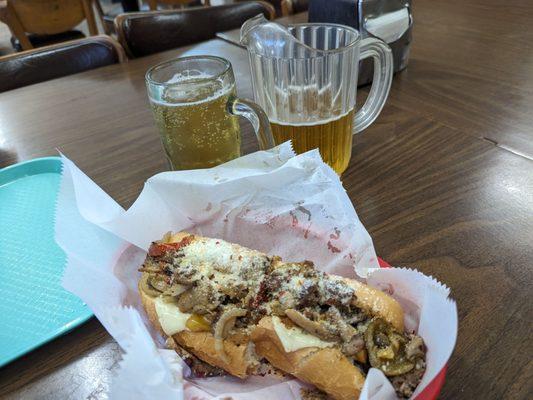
[[151, 72, 234, 107], [269, 108, 354, 127], [266, 83, 355, 127]]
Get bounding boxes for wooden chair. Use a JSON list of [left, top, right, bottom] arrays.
[[94, 0, 208, 36], [0, 0, 99, 51], [0, 35, 126, 92], [93, 0, 119, 35], [146, 0, 210, 10], [236, 0, 289, 17], [115, 2, 275, 58], [237, 0, 307, 16]]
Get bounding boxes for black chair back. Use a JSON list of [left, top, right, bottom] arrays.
[[291, 0, 308, 13], [116, 2, 275, 58], [0, 35, 126, 93]]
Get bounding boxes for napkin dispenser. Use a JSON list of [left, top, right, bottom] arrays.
[[309, 0, 412, 86]]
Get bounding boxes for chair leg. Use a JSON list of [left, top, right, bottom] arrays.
[[92, 0, 110, 35], [281, 0, 291, 16], [82, 0, 99, 36], [4, 2, 32, 50]]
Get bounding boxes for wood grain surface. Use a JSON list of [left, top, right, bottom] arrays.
[[388, 0, 533, 159], [0, 1, 532, 399]]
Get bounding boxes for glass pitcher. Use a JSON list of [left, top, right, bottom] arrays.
[[241, 17, 393, 174]]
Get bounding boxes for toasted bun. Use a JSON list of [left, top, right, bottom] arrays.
[[252, 317, 365, 400], [144, 231, 406, 396], [167, 231, 191, 243], [341, 278, 404, 332], [138, 276, 254, 378]]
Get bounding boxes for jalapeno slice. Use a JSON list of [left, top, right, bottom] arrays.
[[365, 318, 415, 376], [186, 314, 211, 332]]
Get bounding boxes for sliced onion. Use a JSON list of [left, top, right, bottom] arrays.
[[214, 308, 247, 363], [285, 309, 336, 341]]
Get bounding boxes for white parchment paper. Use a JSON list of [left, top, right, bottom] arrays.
[[56, 143, 457, 399]]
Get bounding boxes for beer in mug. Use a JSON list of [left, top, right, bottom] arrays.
[[146, 56, 274, 170], [150, 76, 240, 170]]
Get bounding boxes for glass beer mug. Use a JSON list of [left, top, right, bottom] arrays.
[[241, 16, 394, 174], [146, 56, 274, 170]]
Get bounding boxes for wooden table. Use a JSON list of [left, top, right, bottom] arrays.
[[1, 1, 532, 399]]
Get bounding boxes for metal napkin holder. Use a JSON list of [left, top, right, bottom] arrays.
[[309, 0, 412, 86]]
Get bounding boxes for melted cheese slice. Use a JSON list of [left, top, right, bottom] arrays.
[[154, 297, 191, 336], [272, 316, 335, 352]]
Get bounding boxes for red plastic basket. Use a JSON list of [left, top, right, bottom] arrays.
[[377, 258, 446, 400]]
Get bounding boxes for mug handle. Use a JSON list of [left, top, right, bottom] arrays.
[[353, 38, 394, 133], [228, 97, 275, 150]]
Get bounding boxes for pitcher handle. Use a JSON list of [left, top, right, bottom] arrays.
[[353, 38, 394, 133], [228, 96, 275, 150]]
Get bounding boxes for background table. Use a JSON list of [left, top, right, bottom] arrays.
[[1, 0, 532, 399]]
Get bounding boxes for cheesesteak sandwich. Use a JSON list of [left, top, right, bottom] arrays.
[[138, 232, 426, 399]]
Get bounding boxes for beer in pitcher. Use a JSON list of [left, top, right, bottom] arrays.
[[241, 17, 393, 174], [270, 110, 355, 174]]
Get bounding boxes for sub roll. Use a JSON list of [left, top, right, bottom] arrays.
[[138, 232, 426, 399]]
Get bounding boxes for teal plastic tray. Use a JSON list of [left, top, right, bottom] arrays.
[[0, 157, 93, 367]]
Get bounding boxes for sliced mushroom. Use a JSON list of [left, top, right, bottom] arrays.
[[139, 274, 163, 297], [176, 290, 194, 313], [149, 275, 169, 292], [405, 335, 425, 360], [342, 334, 365, 356], [138, 262, 163, 274], [324, 306, 357, 341], [285, 309, 337, 341], [177, 286, 218, 314], [162, 283, 188, 297]]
